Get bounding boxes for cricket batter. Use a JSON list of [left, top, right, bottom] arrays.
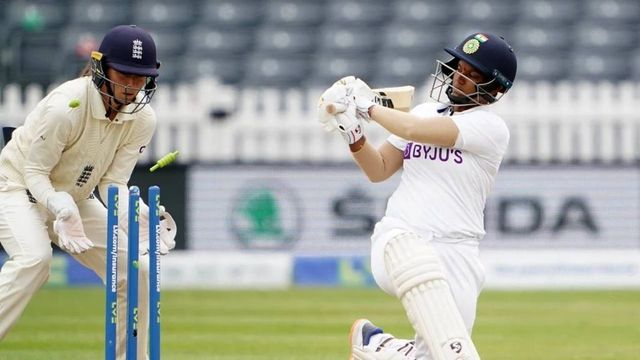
[[0, 25, 176, 359], [318, 32, 517, 360]]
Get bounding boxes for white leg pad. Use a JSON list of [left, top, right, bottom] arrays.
[[384, 232, 480, 360]]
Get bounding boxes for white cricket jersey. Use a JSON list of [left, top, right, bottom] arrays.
[[0, 76, 156, 206], [384, 102, 509, 241]]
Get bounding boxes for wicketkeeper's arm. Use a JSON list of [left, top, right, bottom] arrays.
[[23, 102, 73, 208]]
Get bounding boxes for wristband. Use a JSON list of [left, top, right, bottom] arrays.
[[368, 104, 376, 118], [349, 136, 366, 153]]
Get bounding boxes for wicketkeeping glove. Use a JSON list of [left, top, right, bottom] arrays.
[[53, 208, 95, 254], [138, 206, 177, 256], [48, 191, 94, 253]]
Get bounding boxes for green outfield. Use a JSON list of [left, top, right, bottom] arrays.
[[0, 288, 638, 359]]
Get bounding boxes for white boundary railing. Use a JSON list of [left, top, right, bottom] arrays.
[[1, 78, 639, 163]]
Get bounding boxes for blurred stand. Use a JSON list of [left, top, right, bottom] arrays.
[[1, 77, 638, 165]]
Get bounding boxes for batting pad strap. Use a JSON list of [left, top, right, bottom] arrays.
[[384, 232, 480, 360]]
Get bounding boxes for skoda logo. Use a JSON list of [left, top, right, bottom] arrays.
[[229, 179, 302, 249]]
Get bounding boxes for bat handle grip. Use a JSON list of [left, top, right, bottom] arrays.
[[325, 102, 347, 115]]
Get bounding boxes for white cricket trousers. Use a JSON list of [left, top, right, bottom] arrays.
[[370, 217, 486, 360], [0, 188, 149, 360]]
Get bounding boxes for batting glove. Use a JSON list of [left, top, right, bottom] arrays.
[[353, 96, 376, 122], [317, 83, 350, 132], [347, 78, 377, 121], [335, 101, 365, 144], [330, 76, 378, 121]]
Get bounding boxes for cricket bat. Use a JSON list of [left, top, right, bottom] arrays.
[[325, 85, 415, 115]]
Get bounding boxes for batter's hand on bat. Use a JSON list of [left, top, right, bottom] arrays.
[[333, 96, 364, 144], [353, 96, 376, 121], [326, 99, 364, 144], [335, 110, 365, 144], [317, 83, 366, 144], [332, 76, 377, 121], [325, 102, 348, 115], [332, 75, 374, 101], [326, 92, 375, 122], [317, 83, 349, 132]]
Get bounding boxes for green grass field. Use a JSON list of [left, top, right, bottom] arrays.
[[0, 288, 638, 359]]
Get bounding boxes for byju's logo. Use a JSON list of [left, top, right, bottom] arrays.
[[403, 142, 463, 164], [229, 180, 302, 250]]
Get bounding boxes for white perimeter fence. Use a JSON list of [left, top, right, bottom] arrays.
[[1, 78, 639, 164]]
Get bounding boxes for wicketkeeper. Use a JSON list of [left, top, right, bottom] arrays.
[[0, 25, 176, 359]]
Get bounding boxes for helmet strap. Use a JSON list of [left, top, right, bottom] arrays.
[[445, 86, 472, 105]]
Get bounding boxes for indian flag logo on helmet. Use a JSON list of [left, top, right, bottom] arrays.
[[463, 39, 480, 54], [474, 34, 489, 43]]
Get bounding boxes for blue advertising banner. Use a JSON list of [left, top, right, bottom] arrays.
[[0, 254, 101, 287], [293, 255, 376, 287]]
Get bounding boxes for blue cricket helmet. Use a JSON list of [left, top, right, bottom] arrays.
[[90, 25, 160, 114], [444, 32, 517, 91], [98, 25, 160, 77]]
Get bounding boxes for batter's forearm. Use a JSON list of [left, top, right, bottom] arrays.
[[370, 105, 458, 147], [350, 137, 391, 183]]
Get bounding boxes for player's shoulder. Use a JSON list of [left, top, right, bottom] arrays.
[[40, 77, 91, 119], [132, 103, 157, 130], [453, 105, 509, 139], [137, 103, 157, 121], [457, 105, 505, 125], [410, 102, 446, 117], [50, 77, 90, 99]]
